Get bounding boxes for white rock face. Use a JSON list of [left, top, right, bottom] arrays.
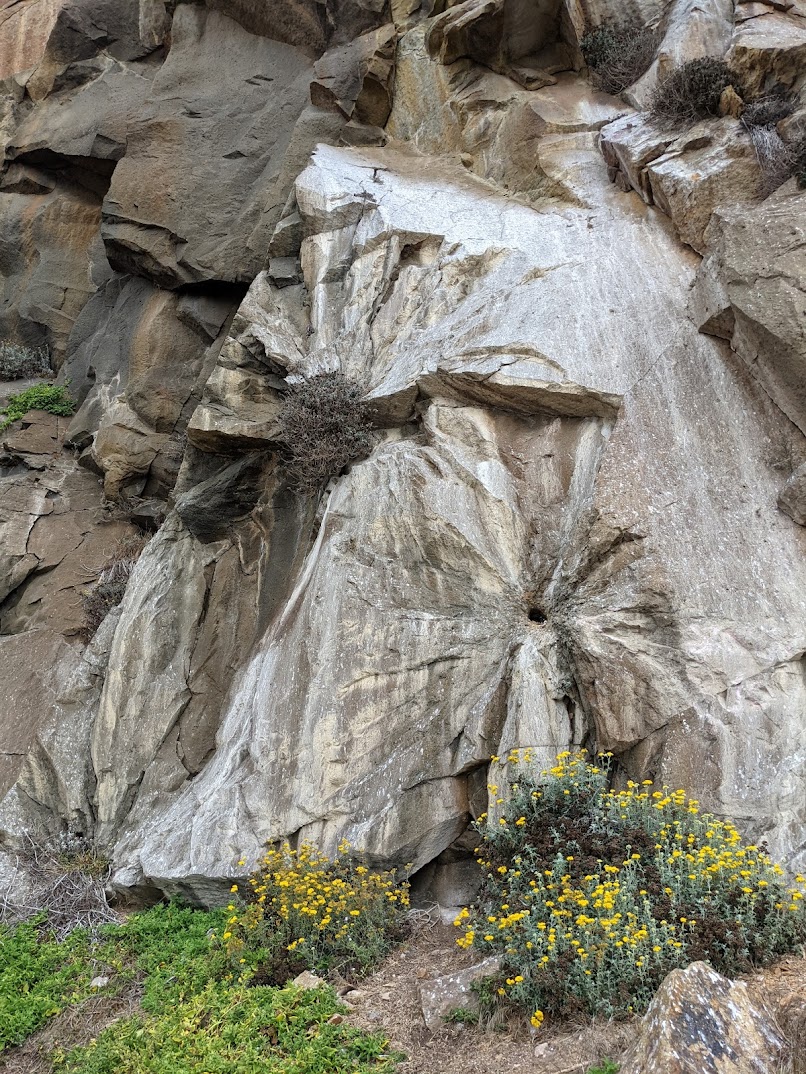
[[107, 135, 806, 894], [0, 2, 805, 902]]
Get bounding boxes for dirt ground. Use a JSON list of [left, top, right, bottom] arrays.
[[345, 917, 637, 1074]]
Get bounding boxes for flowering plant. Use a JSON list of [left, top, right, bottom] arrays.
[[221, 841, 409, 982], [456, 750, 806, 1018]]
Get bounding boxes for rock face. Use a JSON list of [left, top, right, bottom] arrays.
[[620, 961, 788, 1074], [0, 0, 805, 905]]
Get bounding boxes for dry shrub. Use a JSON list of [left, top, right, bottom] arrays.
[[749, 125, 794, 196], [793, 135, 806, 188], [742, 91, 796, 130], [1, 833, 118, 940], [581, 22, 657, 96], [651, 57, 745, 127], [278, 372, 375, 490], [0, 341, 51, 380], [80, 532, 150, 641]]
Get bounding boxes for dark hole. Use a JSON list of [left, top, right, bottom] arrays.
[[528, 606, 547, 624]]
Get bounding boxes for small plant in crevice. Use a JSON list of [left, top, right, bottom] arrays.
[[581, 22, 657, 97], [454, 749, 806, 1021], [222, 841, 410, 983], [0, 384, 75, 432], [0, 341, 52, 381], [80, 532, 150, 641], [650, 58, 745, 127], [278, 372, 375, 491]]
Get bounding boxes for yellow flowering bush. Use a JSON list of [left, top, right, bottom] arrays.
[[456, 750, 806, 1018], [222, 841, 410, 982]]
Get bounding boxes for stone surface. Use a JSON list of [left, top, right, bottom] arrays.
[[101, 7, 314, 287], [620, 961, 788, 1074], [601, 115, 763, 253], [311, 24, 397, 126], [779, 462, 806, 526], [692, 183, 806, 434], [0, 0, 805, 909], [419, 957, 502, 1031]]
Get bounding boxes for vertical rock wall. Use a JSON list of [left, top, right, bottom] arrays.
[[0, 0, 804, 903]]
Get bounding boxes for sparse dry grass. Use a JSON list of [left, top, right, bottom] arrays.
[[581, 23, 657, 97], [1, 834, 118, 941]]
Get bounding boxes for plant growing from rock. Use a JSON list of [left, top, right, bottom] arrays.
[[650, 58, 745, 127], [80, 533, 150, 641], [0, 384, 74, 432], [222, 841, 410, 982], [455, 750, 806, 1020], [793, 135, 806, 188], [0, 341, 52, 380], [278, 372, 375, 490], [580, 22, 657, 97]]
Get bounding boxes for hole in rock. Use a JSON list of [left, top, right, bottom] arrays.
[[528, 606, 547, 624]]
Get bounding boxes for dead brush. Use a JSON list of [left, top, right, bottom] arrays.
[[651, 57, 746, 127], [1, 833, 119, 940], [80, 531, 150, 641], [581, 21, 658, 97], [749, 125, 794, 197], [278, 372, 375, 491]]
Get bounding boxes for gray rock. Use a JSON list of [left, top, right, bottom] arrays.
[[620, 962, 787, 1074], [779, 462, 806, 526], [419, 957, 502, 1031]]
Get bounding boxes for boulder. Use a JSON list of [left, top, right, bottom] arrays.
[[601, 116, 764, 253], [0, 0, 67, 81], [311, 24, 397, 126], [692, 182, 806, 434], [729, 7, 806, 96], [620, 961, 788, 1074], [419, 957, 502, 1030], [101, 7, 315, 287]]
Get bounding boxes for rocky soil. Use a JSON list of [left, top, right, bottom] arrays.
[[0, 0, 804, 921]]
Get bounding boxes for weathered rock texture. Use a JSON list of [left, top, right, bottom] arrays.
[[620, 961, 789, 1074], [0, 0, 805, 903]]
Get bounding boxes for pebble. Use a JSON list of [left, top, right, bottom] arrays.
[[90, 976, 109, 989]]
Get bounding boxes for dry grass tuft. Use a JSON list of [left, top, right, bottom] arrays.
[[80, 532, 150, 641], [651, 57, 745, 127], [1, 833, 119, 940], [749, 125, 794, 197], [581, 22, 657, 97], [278, 372, 375, 491]]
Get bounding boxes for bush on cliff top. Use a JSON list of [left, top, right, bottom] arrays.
[[455, 750, 806, 1021], [650, 58, 745, 126], [0, 341, 51, 381], [581, 22, 657, 96]]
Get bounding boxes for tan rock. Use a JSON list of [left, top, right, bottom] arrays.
[[101, 7, 314, 287], [0, 0, 67, 80], [719, 85, 745, 119], [729, 9, 806, 95], [620, 962, 787, 1074]]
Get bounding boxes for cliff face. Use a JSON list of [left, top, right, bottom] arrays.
[[0, 0, 804, 903]]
